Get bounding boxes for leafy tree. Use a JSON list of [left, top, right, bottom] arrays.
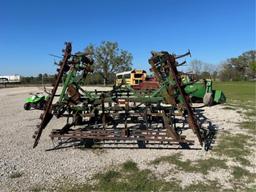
[[85, 41, 133, 85], [218, 50, 256, 81], [249, 61, 256, 73], [200, 71, 211, 79]]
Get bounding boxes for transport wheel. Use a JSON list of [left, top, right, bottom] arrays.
[[24, 103, 31, 110], [203, 93, 213, 106]]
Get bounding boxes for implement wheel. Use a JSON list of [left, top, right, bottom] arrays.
[[203, 93, 213, 106], [24, 103, 31, 110]]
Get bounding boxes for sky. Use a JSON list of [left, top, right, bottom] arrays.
[[0, 0, 255, 76]]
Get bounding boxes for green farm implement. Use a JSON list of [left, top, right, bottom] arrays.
[[32, 43, 214, 150], [183, 75, 226, 106]]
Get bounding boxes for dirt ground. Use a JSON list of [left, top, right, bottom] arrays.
[[0, 87, 255, 191]]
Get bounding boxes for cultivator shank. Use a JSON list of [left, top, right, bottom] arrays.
[[33, 43, 207, 149]]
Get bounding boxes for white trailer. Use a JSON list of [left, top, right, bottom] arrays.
[[0, 75, 21, 84]]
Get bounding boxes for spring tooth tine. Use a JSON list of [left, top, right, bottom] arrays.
[[33, 42, 72, 148]]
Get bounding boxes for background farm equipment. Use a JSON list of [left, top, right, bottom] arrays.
[[24, 93, 48, 110], [32, 42, 212, 150], [131, 72, 226, 106], [183, 75, 226, 106]]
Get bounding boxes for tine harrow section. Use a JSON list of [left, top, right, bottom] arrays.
[[32, 43, 206, 149]]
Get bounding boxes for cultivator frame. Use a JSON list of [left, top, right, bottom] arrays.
[[33, 42, 207, 149]]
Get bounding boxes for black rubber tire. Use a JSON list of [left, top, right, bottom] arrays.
[[24, 103, 31, 110]]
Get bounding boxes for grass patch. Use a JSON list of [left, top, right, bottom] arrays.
[[93, 163, 182, 191], [240, 120, 256, 134], [9, 171, 23, 178], [150, 153, 192, 171], [56, 160, 183, 191], [195, 158, 227, 174], [29, 185, 46, 192], [185, 180, 222, 191], [54, 180, 93, 192], [95, 169, 121, 185], [231, 166, 256, 189], [214, 133, 252, 165], [213, 81, 255, 103], [232, 166, 252, 180], [122, 160, 139, 172], [150, 153, 227, 174]]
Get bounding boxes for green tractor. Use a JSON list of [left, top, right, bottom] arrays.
[[183, 75, 226, 106], [24, 93, 49, 110]]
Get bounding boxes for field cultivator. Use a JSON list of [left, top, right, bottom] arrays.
[[33, 42, 212, 150]]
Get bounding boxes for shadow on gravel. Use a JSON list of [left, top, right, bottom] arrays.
[[194, 108, 218, 151]]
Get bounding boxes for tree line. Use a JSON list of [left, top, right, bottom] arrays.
[[20, 41, 255, 84], [20, 72, 116, 85], [189, 50, 255, 81], [21, 41, 132, 85]]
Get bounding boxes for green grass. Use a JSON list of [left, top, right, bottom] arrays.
[[29, 185, 46, 192], [213, 81, 255, 166], [56, 160, 227, 192], [57, 160, 182, 192], [213, 81, 256, 103], [214, 133, 252, 165], [213, 81, 256, 189], [122, 160, 139, 172], [240, 120, 256, 134], [231, 166, 256, 190], [232, 166, 253, 180], [184, 180, 222, 192], [214, 81, 256, 119], [150, 153, 227, 174]]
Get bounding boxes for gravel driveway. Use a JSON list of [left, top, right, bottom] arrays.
[[0, 87, 254, 191]]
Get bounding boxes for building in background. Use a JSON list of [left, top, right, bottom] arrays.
[[0, 75, 21, 84]]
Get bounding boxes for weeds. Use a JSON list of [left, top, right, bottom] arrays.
[[29, 185, 46, 192], [184, 180, 222, 191], [56, 160, 183, 191], [214, 133, 252, 165], [150, 153, 227, 174], [240, 120, 256, 135], [122, 160, 139, 172]]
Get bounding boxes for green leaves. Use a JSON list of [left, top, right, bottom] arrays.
[[84, 41, 133, 85]]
